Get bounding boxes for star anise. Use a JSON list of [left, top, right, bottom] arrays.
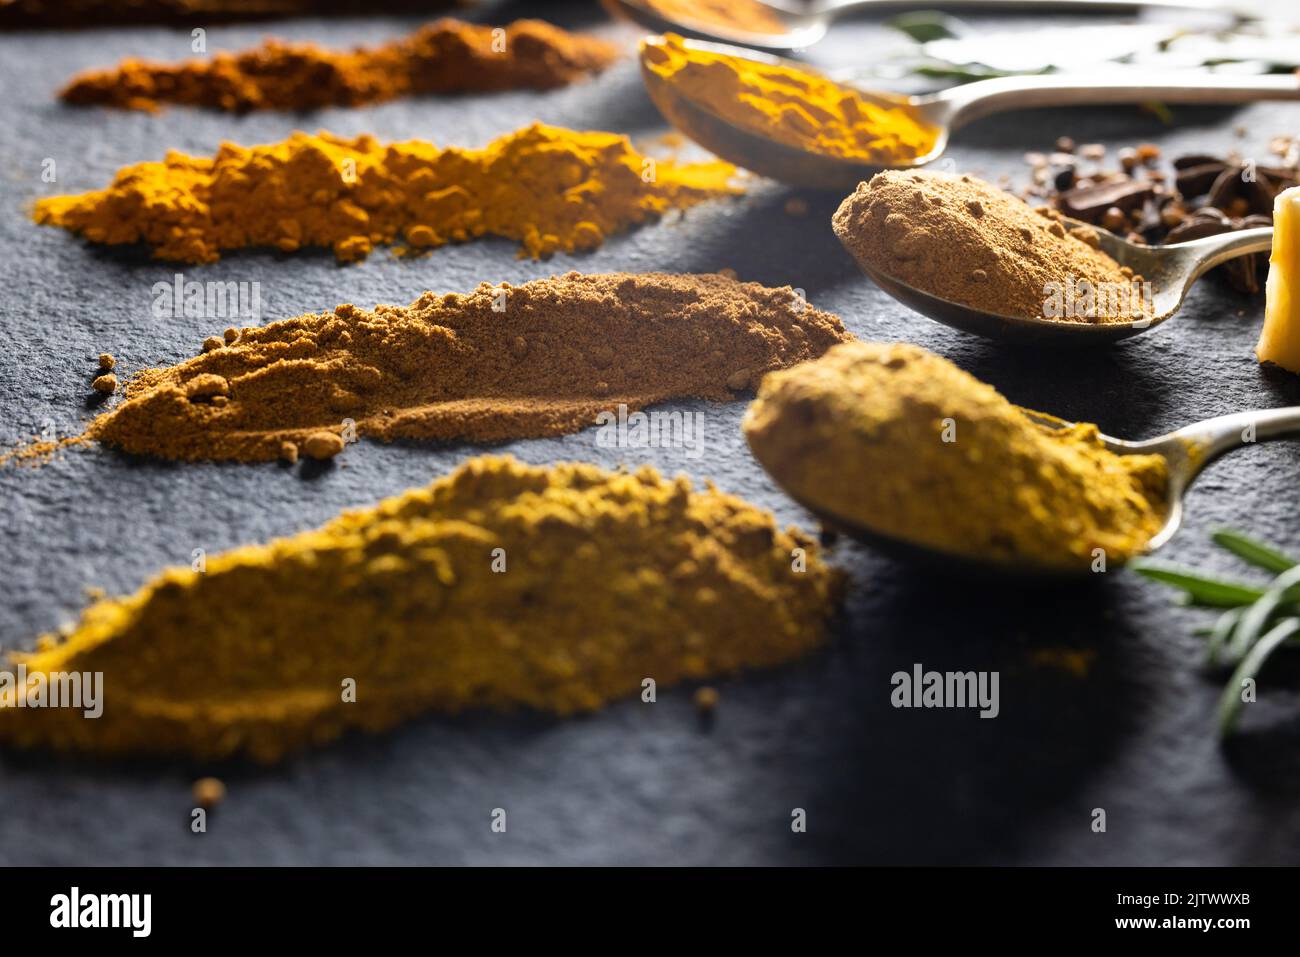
[[1038, 148, 1296, 295], [1166, 208, 1275, 294]]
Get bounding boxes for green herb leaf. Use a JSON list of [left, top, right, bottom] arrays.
[[1129, 559, 1265, 608], [1206, 607, 1245, 668], [887, 12, 966, 43], [910, 64, 1023, 82], [1225, 564, 1300, 662], [1217, 617, 1300, 737], [1140, 100, 1174, 125], [1212, 528, 1298, 574]]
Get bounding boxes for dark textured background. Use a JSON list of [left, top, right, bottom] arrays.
[[1, 0, 1299, 865]]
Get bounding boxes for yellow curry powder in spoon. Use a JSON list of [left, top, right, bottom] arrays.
[[744, 341, 1168, 570], [77, 272, 850, 462], [641, 33, 938, 164], [32, 124, 739, 263], [0, 456, 842, 762]]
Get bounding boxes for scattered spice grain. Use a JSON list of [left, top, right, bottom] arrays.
[[693, 686, 720, 712], [192, 777, 226, 808], [303, 431, 345, 461]]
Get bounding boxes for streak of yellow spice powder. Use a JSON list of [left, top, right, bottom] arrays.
[[32, 125, 740, 263], [0, 457, 842, 762]]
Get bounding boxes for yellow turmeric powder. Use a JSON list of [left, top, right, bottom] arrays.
[[60, 19, 621, 112], [76, 272, 850, 462], [32, 125, 740, 263], [634, 0, 788, 35], [0, 456, 843, 762], [641, 34, 938, 164], [744, 342, 1169, 570]]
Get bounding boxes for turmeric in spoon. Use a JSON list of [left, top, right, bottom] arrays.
[[744, 341, 1168, 570], [641, 33, 937, 165]]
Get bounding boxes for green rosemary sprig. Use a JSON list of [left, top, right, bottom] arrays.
[[1126, 563, 1264, 609], [1131, 528, 1300, 737], [1210, 529, 1297, 576]]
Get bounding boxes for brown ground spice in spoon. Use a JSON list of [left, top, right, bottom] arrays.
[[834, 170, 1152, 324], [80, 272, 851, 462], [60, 19, 621, 113]]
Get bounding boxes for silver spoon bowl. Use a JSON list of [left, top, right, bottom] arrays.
[[610, 0, 1224, 53], [639, 36, 1300, 189], [752, 406, 1300, 577], [846, 223, 1275, 344], [604, 0, 826, 50]]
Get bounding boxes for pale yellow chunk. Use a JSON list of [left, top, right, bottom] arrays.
[[1258, 184, 1300, 374]]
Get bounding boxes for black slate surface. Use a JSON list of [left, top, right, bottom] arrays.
[[2, 1, 1299, 866]]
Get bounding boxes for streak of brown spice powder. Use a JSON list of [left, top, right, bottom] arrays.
[[59, 19, 622, 112], [72, 272, 852, 463]]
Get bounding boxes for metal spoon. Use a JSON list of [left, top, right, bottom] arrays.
[[608, 0, 1224, 52], [845, 224, 1274, 344], [639, 36, 1300, 189], [751, 406, 1300, 576]]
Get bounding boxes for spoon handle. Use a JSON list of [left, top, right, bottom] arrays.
[[941, 73, 1300, 127], [1175, 407, 1300, 478], [815, 0, 1217, 12], [1176, 226, 1274, 286]]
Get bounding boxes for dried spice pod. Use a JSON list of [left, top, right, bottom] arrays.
[[1034, 142, 1299, 295], [1167, 210, 1274, 294], [1204, 166, 1280, 219], [1172, 154, 1224, 169], [1057, 180, 1154, 222], [1175, 161, 1233, 198]]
